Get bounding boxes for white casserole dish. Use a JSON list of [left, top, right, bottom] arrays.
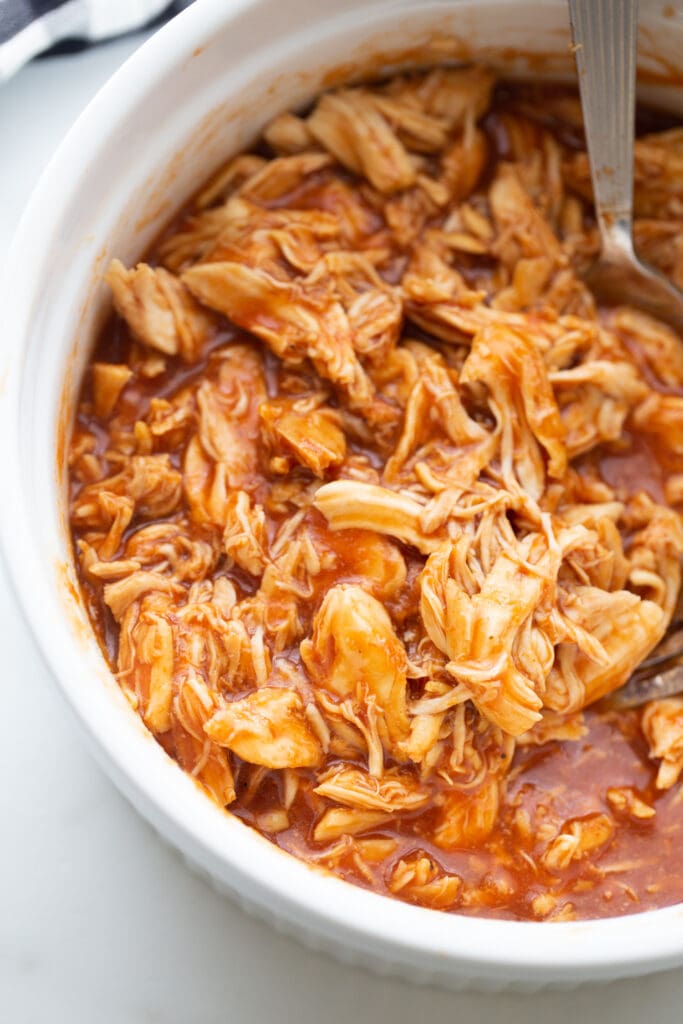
[[2, 0, 683, 991]]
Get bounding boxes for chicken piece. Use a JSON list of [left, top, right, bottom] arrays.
[[550, 360, 648, 408], [262, 111, 315, 155], [447, 700, 517, 783], [364, 92, 450, 153], [302, 518, 407, 605], [221, 491, 268, 577], [402, 438, 502, 497], [383, 347, 496, 488], [237, 152, 332, 202], [404, 283, 575, 346], [123, 521, 219, 583], [164, 194, 338, 275], [517, 709, 586, 747], [87, 455, 182, 520], [204, 191, 364, 267], [91, 363, 132, 418], [542, 813, 614, 871], [237, 523, 322, 653], [346, 287, 403, 362], [307, 89, 416, 194], [175, 585, 258, 693], [313, 480, 442, 555], [312, 807, 391, 843], [558, 505, 629, 593], [439, 127, 488, 204], [633, 393, 683, 457], [418, 483, 516, 538], [388, 349, 482, 449], [367, 341, 423, 412], [303, 177, 385, 247], [550, 360, 648, 459], [460, 324, 567, 499], [352, 836, 398, 864], [605, 786, 655, 821], [421, 536, 556, 735], [184, 345, 267, 528], [158, 205, 242, 272], [410, 65, 494, 128], [555, 386, 633, 461], [340, 535, 406, 604], [432, 778, 501, 850], [117, 593, 177, 733], [545, 587, 665, 711], [103, 570, 184, 622], [490, 162, 561, 260], [488, 163, 590, 316], [496, 116, 566, 227], [300, 584, 410, 764], [105, 260, 214, 361], [626, 496, 683, 619], [642, 697, 683, 789], [197, 344, 266, 480], [614, 307, 683, 388], [384, 186, 439, 248], [209, 195, 341, 265], [70, 493, 133, 561], [260, 395, 346, 476], [194, 153, 268, 209], [184, 437, 229, 529], [71, 454, 183, 532], [171, 668, 236, 805], [388, 855, 462, 910], [182, 261, 385, 423], [401, 242, 484, 301], [455, 200, 495, 244], [146, 389, 195, 448], [313, 765, 429, 812], [78, 543, 141, 582], [632, 220, 683, 293], [666, 475, 683, 506], [400, 708, 446, 766], [205, 687, 322, 768]]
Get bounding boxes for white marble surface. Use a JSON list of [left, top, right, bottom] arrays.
[[3, 27, 683, 1024]]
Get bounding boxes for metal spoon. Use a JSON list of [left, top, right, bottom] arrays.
[[568, 0, 683, 335], [568, 0, 683, 708]]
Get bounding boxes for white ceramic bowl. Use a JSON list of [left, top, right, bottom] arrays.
[[3, 0, 683, 991]]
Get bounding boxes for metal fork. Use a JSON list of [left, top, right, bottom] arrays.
[[568, 0, 683, 707]]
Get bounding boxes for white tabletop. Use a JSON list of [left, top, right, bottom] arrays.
[[2, 28, 683, 1023]]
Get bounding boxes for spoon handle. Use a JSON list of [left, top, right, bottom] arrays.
[[568, 0, 639, 261]]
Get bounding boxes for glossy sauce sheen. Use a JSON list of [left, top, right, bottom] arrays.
[[239, 708, 683, 920], [71, 82, 683, 921]]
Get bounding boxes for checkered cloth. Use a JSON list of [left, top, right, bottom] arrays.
[[0, 0, 187, 80]]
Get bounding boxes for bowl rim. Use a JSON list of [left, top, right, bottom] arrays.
[[3, 0, 683, 984]]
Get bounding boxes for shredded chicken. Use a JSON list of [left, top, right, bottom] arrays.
[[206, 687, 322, 768], [69, 66, 683, 922], [642, 698, 683, 789], [388, 854, 462, 910], [542, 814, 615, 871], [106, 260, 214, 360]]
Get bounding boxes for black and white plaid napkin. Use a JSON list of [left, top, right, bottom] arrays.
[[0, 0, 190, 80]]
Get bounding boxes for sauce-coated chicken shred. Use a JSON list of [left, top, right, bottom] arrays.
[[69, 68, 683, 920]]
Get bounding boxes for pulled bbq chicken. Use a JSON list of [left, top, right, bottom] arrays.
[[69, 67, 683, 920]]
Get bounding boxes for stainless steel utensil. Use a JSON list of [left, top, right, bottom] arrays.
[[569, 0, 683, 707], [568, 0, 683, 335]]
